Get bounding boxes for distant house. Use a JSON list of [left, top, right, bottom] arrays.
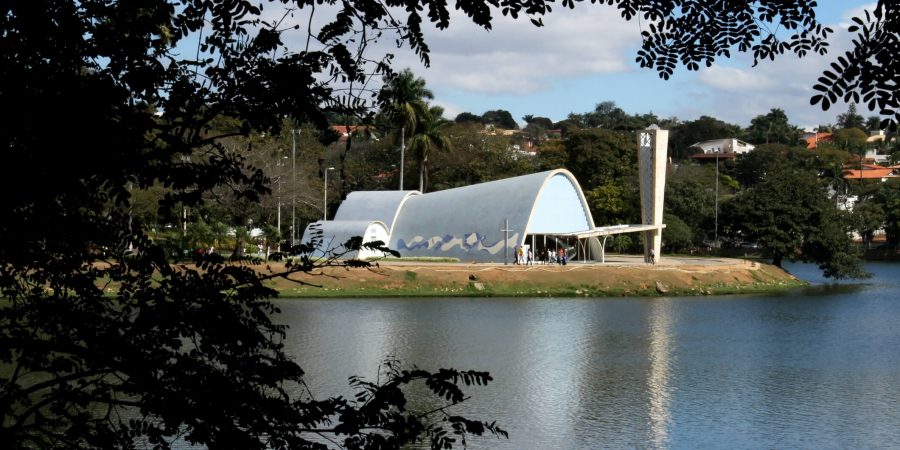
[[689, 138, 755, 161], [864, 131, 894, 163], [803, 132, 833, 149], [330, 125, 377, 143], [842, 163, 900, 181]]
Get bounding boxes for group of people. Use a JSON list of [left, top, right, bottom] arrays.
[[513, 246, 568, 265]]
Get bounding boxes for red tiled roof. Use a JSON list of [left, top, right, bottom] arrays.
[[842, 166, 898, 180], [805, 132, 833, 149], [331, 125, 372, 136]]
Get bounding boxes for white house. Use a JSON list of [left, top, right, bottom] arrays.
[[690, 138, 755, 155]]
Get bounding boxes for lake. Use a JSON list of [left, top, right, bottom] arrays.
[[276, 262, 900, 449]]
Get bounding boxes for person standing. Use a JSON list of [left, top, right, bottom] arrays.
[[527, 248, 533, 265]]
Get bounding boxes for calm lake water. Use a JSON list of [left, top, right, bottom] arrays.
[[276, 262, 900, 449]]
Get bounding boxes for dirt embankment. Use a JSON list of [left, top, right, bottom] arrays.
[[257, 257, 804, 298]]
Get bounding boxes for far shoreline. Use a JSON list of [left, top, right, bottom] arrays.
[[255, 255, 807, 298]]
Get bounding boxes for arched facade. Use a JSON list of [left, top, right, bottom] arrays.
[[389, 169, 594, 261], [300, 127, 668, 263]]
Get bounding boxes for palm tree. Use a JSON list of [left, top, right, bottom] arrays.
[[409, 105, 451, 193], [379, 69, 435, 189], [378, 68, 433, 134]]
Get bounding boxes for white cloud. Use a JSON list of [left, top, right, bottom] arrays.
[[388, 6, 641, 95], [266, 2, 880, 129], [683, 3, 879, 129], [697, 66, 778, 92]]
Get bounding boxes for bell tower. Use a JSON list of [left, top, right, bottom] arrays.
[[638, 126, 668, 263]]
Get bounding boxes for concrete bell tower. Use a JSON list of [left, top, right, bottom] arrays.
[[638, 126, 668, 263]]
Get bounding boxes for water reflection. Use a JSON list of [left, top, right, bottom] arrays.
[[276, 262, 900, 449], [646, 299, 674, 448]]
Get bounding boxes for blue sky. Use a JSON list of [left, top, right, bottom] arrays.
[[376, 1, 876, 130], [178, 2, 878, 131]]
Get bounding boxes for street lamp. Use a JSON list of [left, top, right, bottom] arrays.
[[323, 167, 335, 220], [714, 148, 719, 249], [399, 126, 405, 190], [291, 129, 298, 246], [276, 155, 287, 241]]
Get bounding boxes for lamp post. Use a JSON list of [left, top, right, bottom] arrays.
[[714, 148, 719, 249], [291, 129, 298, 246], [323, 167, 335, 220], [399, 126, 405, 190], [276, 155, 287, 241]]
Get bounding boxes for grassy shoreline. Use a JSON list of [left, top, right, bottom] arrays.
[[258, 257, 807, 298]]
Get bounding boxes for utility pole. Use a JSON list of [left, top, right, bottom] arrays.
[[399, 126, 405, 190], [500, 219, 514, 265], [714, 148, 719, 249], [323, 167, 334, 220], [276, 156, 286, 243], [291, 129, 298, 247]]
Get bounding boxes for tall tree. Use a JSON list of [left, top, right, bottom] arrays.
[[836, 103, 866, 130], [866, 116, 883, 134], [378, 68, 434, 135], [563, 129, 640, 224], [851, 200, 885, 250], [409, 105, 452, 193], [720, 167, 868, 278], [481, 110, 519, 130], [745, 109, 802, 146]]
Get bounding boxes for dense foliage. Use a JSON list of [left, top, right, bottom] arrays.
[[2, 0, 893, 447]]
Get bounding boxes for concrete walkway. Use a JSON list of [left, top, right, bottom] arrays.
[[378, 254, 748, 268]]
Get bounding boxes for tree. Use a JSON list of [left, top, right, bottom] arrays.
[[866, 116, 883, 133], [745, 109, 802, 146], [669, 116, 743, 160], [873, 184, 900, 245], [409, 105, 452, 193], [811, 1, 900, 128], [454, 112, 483, 124], [430, 123, 535, 190], [665, 165, 718, 244], [481, 110, 519, 130], [563, 129, 641, 224], [564, 129, 637, 190], [720, 168, 868, 278], [378, 68, 434, 135], [836, 103, 866, 130], [1, 1, 507, 448], [1, 0, 881, 446], [523, 115, 554, 129], [851, 201, 885, 250], [830, 127, 869, 155], [662, 213, 694, 254], [586, 182, 628, 227]]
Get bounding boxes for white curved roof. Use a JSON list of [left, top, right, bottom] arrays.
[[332, 190, 420, 231], [389, 169, 594, 261]]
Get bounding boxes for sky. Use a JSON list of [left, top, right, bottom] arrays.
[[352, 1, 877, 130], [176, 1, 879, 131]]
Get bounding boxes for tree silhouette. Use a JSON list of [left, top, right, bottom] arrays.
[[811, 1, 900, 128], [1, 2, 504, 448], [2, 0, 886, 447]]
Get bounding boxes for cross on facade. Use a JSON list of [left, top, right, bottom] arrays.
[[500, 218, 515, 265]]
